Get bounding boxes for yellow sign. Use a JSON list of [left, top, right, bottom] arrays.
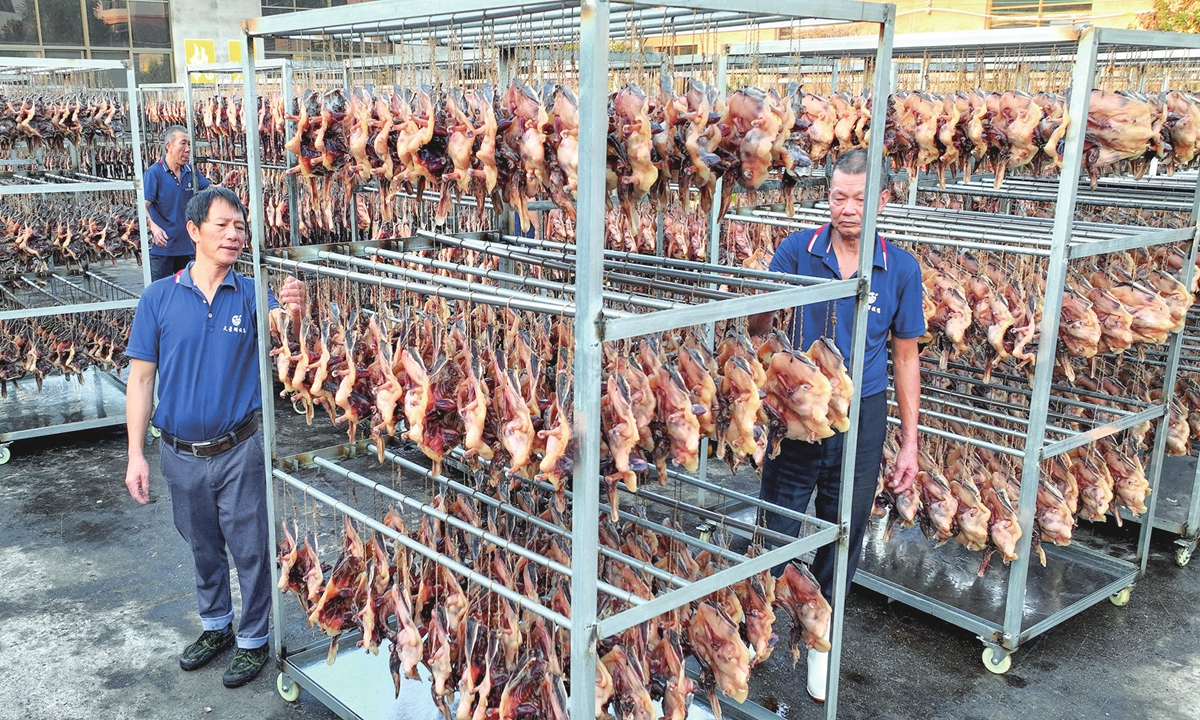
[[185, 39, 216, 84], [227, 40, 243, 82]]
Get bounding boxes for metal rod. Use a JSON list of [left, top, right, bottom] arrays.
[[275, 469, 571, 629], [315, 250, 582, 311], [265, 255, 580, 317], [385, 448, 690, 590], [312, 456, 646, 607], [630, 485, 799, 546], [369, 246, 682, 311], [664, 469, 828, 526]]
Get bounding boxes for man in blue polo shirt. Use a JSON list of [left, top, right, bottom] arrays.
[[145, 125, 211, 282], [124, 187, 305, 689], [748, 149, 923, 703]]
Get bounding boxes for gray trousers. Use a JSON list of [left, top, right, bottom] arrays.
[[161, 430, 270, 649]]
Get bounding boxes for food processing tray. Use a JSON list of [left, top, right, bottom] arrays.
[[0, 368, 127, 441], [856, 520, 1137, 646]]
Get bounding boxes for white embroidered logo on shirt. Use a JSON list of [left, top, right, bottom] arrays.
[[231, 314, 242, 327]]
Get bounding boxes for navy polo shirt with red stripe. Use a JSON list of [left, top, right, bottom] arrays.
[[126, 263, 278, 442], [769, 224, 925, 398], [144, 159, 212, 257]]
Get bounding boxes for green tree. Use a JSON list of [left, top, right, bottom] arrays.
[[1135, 0, 1200, 32]]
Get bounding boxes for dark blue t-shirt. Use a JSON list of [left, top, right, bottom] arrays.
[[769, 224, 925, 398], [126, 264, 277, 442], [143, 159, 211, 257]]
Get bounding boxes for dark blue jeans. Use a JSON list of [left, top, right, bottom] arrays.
[[149, 253, 194, 282], [759, 391, 887, 602]]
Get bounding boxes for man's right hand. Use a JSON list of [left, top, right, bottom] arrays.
[[151, 224, 169, 247], [125, 455, 150, 504]]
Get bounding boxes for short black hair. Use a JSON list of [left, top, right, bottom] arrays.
[[831, 149, 889, 182], [163, 125, 188, 146], [186, 187, 247, 229]]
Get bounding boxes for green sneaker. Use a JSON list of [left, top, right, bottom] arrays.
[[222, 645, 270, 688], [179, 623, 235, 671]]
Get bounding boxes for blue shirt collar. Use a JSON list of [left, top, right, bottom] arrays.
[[174, 262, 238, 290], [806, 223, 889, 273]]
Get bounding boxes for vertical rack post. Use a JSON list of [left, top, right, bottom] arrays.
[[184, 70, 196, 158], [823, 9, 893, 715], [1154, 130, 1200, 571], [127, 63, 152, 289], [570, 0, 609, 715], [281, 60, 300, 247], [241, 33, 287, 659], [695, 48, 729, 510], [1001, 25, 1099, 649]]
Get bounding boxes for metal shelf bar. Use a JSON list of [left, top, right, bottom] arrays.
[[385, 447, 691, 589], [264, 255, 585, 317], [888, 416, 1025, 457], [368, 247, 683, 311], [603, 278, 858, 341], [0, 180, 134, 195], [275, 468, 571, 628], [506, 233, 828, 285], [0, 298, 138, 321], [421, 233, 739, 300], [313, 250, 582, 311], [311, 457, 648, 607], [1040, 403, 1168, 459], [595, 523, 838, 639]]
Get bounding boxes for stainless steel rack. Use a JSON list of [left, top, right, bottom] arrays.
[[0, 57, 149, 462], [238, 1, 895, 717], [721, 25, 1200, 675]]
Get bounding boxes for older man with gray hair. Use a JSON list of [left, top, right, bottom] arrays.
[[144, 124, 212, 282]]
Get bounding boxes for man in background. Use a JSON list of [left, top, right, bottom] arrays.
[[144, 125, 211, 282]]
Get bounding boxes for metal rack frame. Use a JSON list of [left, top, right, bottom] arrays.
[[239, 0, 894, 717], [722, 26, 1200, 672], [918, 171, 1200, 567], [0, 57, 150, 460], [184, 59, 300, 248]]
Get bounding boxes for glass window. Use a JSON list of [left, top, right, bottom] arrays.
[[129, 0, 168, 48], [89, 0, 131, 48], [40, 0, 86, 45], [44, 49, 85, 59], [90, 48, 129, 60], [0, 0, 37, 44], [135, 51, 171, 83]]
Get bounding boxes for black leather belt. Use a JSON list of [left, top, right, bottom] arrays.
[[162, 415, 258, 458]]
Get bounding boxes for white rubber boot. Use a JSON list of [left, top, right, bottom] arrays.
[[807, 648, 829, 703]]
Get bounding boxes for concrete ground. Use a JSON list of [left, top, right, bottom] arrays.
[[2, 402, 1199, 720]]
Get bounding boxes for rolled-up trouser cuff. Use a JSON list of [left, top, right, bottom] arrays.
[[201, 611, 235, 632], [236, 634, 269, 650]]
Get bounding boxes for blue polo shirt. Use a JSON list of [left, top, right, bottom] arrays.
[[126, 264, 278, 442], [769, 224, 925, 398], [144, 159, 211, 257]]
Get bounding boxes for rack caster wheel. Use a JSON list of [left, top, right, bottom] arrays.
[[981, 647, 1011, 675], [293, 400, 306, 415], [149, 426, 161, 439], [0, 446, 10, 465], [277, 673, 301, 702], [1176, 547, 1192, 567], [1110, 587, 1133, 607]]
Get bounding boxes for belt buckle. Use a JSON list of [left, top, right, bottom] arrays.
[[190, 439, 214, 457]]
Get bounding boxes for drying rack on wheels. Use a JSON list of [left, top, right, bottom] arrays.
[[0, 58, 150, 463], [238, 0, 895, 717], [720, 26, 1200, 674], [917, 170, 1200, 567]]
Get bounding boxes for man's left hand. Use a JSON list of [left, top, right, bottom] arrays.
[[889, 440, 918, 493], [279, 275, 306, 318]]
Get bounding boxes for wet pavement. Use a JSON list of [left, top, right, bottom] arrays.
[[2, 402, 1199, 720]]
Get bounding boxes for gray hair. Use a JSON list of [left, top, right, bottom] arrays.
[[831, 149, 889, 183], [163, 125, 188, 146], [186, 187, 246, 229]]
